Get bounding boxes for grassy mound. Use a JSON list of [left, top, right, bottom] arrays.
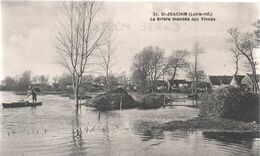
[[92, 88, 138, 111], [199, 86, 259, 122]]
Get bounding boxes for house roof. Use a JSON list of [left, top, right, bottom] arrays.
[[209, 75, 245, 86]]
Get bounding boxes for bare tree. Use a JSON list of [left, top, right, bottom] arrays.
[[39, 75, 48, 91], [167, 50, 189, 80], [149, 47, 169, 92], [186, 64, 207, 82], [58, 73, 72, 91], [1, 76, 16, 91], [18, 70, 31, 91], [53, 75, 58, 84], [253, 20, 260, 48], [228, 22, 259, 93], [56, 1, 110, 111], [117, 72, 129, 89], [98, 28, 117, 91], [132, 49, 151, 94], [191, 42, 204, 96], [230, 48, 241, 76], [132, 46, 169, 93]]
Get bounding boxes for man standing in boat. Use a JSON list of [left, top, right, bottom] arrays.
[[27, 88, 37, 103]]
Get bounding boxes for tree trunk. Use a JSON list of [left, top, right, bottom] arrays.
[[191, 77, 195, 95], [171, 67, 177, 80], [143, 80, 147, 94], [151, 80, 155, 93], [106, 69, 110, 91], [168, 68, 177, 92], [74, 85, 79, 112], [251, 63, 259, 93], [73, 79, 80, 112], [234, 59, 239, 76], [194, 53, 198, 96]]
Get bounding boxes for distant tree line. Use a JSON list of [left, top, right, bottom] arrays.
[[1, 71, 31, 91], [0, 70, 130, 93], [0, 71, 54, 92]]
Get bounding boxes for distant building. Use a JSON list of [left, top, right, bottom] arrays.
[[154, 80, 167, 92], [145, 80, 168, 92], [208, 75, 244, 90], [65, 83, 73, 90], [167, 79, 192, 92], [82, 81, 105, 92], [195, 81, 211, 91]]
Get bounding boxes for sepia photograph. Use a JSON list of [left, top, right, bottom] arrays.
[[0, 1, 259, 156]]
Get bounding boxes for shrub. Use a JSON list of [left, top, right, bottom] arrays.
[[139, 94, 170, 109], [238, 92, 259, 122], [199, 86, 259, 122]]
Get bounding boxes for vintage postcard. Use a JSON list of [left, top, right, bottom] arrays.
[[0, 1, 259, 156]]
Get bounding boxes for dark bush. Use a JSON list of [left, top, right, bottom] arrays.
[[139, 94, 170, 109], [199, 86, 259, 122], [238, 92, 259, 122]]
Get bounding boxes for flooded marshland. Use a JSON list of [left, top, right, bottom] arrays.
[[0, 91, 259, 156]]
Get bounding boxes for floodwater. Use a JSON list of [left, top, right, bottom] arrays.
[[0, 91, 259, 156]]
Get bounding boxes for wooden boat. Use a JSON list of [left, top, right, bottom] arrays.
[[2, 101, 42, 108]]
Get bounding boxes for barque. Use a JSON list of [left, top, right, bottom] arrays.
[[2, 101, 42, 108]]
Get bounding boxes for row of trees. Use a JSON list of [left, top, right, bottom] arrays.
[[131, 43, 206, 94], [0, 71, 130, 93], [0, 71, 31, 91], [0, 71, 49, 91]]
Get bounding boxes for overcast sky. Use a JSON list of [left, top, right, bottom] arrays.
[[0, 1, 259, 80]]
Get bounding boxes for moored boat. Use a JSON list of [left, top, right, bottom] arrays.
[[2, 101, 42, 108]]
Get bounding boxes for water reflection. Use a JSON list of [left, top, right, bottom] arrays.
[[133, 121, 164, 141], [202, 131, 260, 156], [102, 113, 113, 144], [142, 129, 164, 142], [203, 131, 259, 143], [72, 112, 83, 148], [70, 111, 90, 156]]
